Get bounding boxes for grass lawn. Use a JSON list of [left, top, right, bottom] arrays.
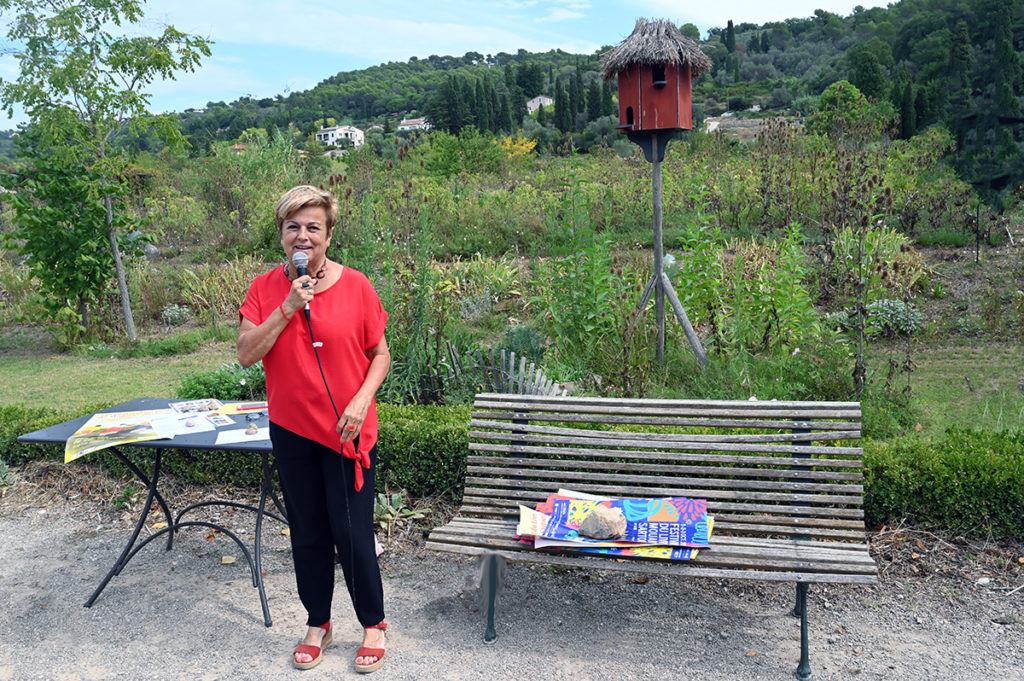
[[872, 340, 1024, 434], [0, 340, 237, 412]]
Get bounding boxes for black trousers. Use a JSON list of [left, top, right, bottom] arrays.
[[270, 422, 385, 628]]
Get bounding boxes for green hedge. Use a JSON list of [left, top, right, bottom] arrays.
[[0, 402, 470, 500], [5, 403, 1023, 538], [0, 404, 92, 465], [864, 428, 1024, 539], [376, 403, 471, 498]]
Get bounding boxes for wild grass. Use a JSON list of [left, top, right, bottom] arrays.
[[869, 340, 1024, 434]]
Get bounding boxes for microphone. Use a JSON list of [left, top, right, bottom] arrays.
[[292, 251, 311, 318], [292, 251, 309, 278]]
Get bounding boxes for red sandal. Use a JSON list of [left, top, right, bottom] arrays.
[[293, 620, 332, 670], [354, 621, 387, 674]]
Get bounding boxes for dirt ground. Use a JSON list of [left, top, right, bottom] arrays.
[[0, 462, 1022, 681]]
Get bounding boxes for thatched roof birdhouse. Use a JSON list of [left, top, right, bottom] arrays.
[[602, 18, 712, 133]]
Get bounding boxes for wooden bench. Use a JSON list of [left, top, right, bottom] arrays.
[[426, 393, 878, 680]]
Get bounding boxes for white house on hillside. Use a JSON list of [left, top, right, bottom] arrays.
[[315, 125, 364, 149], [397, 117, 430, 131], [526, 95, 553, 114]]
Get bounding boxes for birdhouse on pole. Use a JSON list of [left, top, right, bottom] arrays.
[[602, 18, 712, 161], [601, 19, 711, 367]]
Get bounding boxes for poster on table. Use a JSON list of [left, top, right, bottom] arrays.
[[64, 410, 171, 462]]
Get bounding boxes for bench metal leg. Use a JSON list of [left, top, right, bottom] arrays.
[[483, 552, 499, 643], [795, 582, 812, 681]]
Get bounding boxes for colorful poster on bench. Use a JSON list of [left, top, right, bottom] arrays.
[[517, 493, 714, 562], [540, 496, 710, 548]]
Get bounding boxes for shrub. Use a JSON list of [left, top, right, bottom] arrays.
[[161, 303, 192, 326], [376, 403, 470, 498], [495, 325, 546, 365], [866, 299, 922, 337], [177, 362, 267, 401], [864, 428, 1024, 539], [915, 227, 971, 248], [0, 404, 89, 465], [827, 299, 922, 339]]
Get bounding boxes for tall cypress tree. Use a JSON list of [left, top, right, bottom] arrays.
[[488, 79, 501, 133], [587, 83, 602, 122], [554, 81, 571, 132], [474, 79, 487, 130], [725, 20, 736, 53], [499, 92, 513, 132], [445, 75, 466, 133], [602, 81, 615, 117], [900, 82, 916, 139]]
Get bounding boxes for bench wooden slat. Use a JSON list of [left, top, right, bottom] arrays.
[[461, 486, 868, 512], [462, 479, 863, 506], [438, 517, 872, 555], [475, 410, 861, 432], [441, 517, 864, 542], [474, 394, 861, 415], [427, 531, 875, 575], [459, 493, 867, 520], [466, 456, 864, 482], [470, 448, 863, 469], [475, 403, 859, 420], [427, 541, 879, 585], [475, 393, 862, 409], [464, 470, 863, 496], [471, 419, 862, 444], [471, 438, 863, 459]]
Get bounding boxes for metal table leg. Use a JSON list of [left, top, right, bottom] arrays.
[[85, 447, 169, 607]]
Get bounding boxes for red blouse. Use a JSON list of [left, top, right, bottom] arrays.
[[240, 265, 388, 489]]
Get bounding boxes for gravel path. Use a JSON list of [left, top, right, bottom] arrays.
[[0, 478, 1022, 681]]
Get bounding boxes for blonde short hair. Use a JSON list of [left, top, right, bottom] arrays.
[[275, 185, 338, 233]]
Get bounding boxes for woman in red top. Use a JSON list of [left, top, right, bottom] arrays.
[[238, 185, 390, 673]]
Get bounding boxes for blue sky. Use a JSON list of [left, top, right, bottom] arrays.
[[1, 0, 889, 126]]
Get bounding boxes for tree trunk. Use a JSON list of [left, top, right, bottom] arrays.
[[105, 192, 137, 342], [77, 295, 90, 337]]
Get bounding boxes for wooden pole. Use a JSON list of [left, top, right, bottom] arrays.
[[662, 273, 708, 367], [652, 132, 666, 364]]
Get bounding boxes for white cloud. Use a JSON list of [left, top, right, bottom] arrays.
[[142, 1, 582, 61], [536, 8, 586, 23]]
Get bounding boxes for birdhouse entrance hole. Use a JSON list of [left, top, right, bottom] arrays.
[[652, 64, 666, 87]]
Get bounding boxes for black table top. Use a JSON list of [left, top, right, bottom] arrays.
[[17, 397, 273, 453]]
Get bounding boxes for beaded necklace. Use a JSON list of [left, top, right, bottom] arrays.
[[282, 261, 327, 281]]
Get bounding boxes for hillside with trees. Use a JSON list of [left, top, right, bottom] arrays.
[[152, 0, 1024, 206]]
